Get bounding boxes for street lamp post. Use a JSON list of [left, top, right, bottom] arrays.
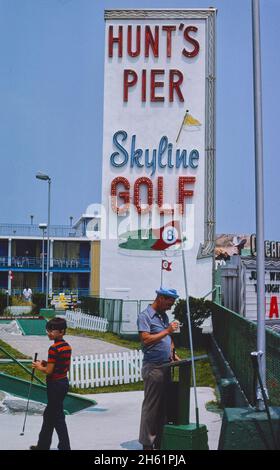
[[36, 173, 51, 308], [252, 0, 266, 411], [39, 223, 47, 295]]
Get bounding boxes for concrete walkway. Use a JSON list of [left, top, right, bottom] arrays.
[[0, 331, 222, 449], [0, 333, 130, 359], [0, 388, 222, 450]]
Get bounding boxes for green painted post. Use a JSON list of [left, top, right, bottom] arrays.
[[214, 285, 222, 304]]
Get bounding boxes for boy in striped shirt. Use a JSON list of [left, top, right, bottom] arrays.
[[30, 317, 72, 450]]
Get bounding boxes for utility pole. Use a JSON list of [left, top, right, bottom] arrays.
[[252, 0, 266, 410]]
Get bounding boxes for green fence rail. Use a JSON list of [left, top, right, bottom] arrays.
[[211, 302, 280, 406]]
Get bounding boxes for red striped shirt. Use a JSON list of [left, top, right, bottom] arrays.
[[47, 339, 72, 381]]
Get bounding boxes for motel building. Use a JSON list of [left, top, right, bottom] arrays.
[[0, 205, 101, 297]]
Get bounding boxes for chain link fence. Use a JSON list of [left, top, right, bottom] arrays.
[[80, 297, 155, 336], [211, 301, 280, 406]]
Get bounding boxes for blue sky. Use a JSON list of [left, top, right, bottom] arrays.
[[0, 0, 279, 238]]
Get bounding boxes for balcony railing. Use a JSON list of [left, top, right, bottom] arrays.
[[0, 257, 8, 267], [0, 223, 85, 238], [5, 288, 90, 297], [0, 257, 90, 270], [52, 258, 90, 269]]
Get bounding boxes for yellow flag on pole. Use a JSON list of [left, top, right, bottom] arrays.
[[183, 113, 201, 127], [176, 109, 201, 142]]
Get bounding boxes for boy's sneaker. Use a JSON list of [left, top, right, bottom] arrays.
[[29, 445, 39, 450]]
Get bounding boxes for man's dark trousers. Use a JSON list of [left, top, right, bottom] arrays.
[[37, 378, 71, 450]]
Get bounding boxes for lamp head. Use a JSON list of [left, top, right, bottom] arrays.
[[36, 172, 50, 181]]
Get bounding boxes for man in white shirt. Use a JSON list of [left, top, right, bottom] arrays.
[[23, 287, 32, 302]]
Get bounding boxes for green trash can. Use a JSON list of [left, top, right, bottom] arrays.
[[160, 356, 209, 450], [161, 424, 208, 450]]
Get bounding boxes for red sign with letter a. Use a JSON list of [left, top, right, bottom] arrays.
[[269, 296, 279, 318]]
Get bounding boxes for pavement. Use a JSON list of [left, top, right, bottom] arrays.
[[0, 329, 222, 450], [0, 388, 222, 450], [0, 333, 130, 359]]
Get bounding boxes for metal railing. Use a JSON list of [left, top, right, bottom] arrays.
[[0, 257, 8, 267], [51, 288, 89, 297], [0, 257, 90, 270], [0, 288, 90, 297], [52, 258, 90, 269], [0, 223, 85, 238], [202, 285, 222, 304]]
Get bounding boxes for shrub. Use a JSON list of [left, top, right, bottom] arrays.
[[32, 293, 46, 314], [173, 297, 212, 348], [10, 296, 30, 306], [0, 291, 7, 316], [80, 296, 100, 316]]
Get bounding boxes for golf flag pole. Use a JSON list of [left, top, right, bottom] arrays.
[[180, 218, 199, 427], [176, 109, 188, 143], [160, 254, 164, 288], [160, 255, 173, 288]]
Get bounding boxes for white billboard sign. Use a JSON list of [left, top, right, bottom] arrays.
[[100, 9, 216, 300]]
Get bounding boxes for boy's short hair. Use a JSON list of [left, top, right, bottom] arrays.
[[46, 317, 67, 332]]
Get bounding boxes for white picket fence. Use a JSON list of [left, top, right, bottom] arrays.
[[69, 350, 143, 389], [65, 310, 108, 333]]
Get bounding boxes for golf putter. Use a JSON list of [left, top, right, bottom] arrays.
[[20, 352, 38, 436]]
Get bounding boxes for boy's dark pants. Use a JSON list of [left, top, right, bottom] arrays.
[[37, 378, 71, 450]]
